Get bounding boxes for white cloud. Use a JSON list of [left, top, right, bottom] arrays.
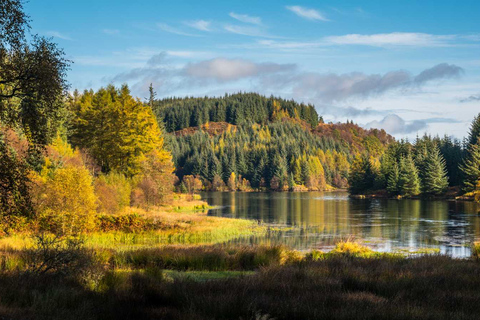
[[324, 32, 456, 47], [365, 114, 427, 134], [229, 12, 262, 25], [157, 23, 201, 37], [184, 58, 295, 81], [286, 6, 329, 21], [224, 25, 276, 38], [184, 20, 211, 32], [45, 31, 72, 40]]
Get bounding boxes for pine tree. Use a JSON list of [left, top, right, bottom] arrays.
[[467, 113, 480, 147], [423, 146, 449, 195], [348, 155, 376, 195], [398, 155, 420, 197], [386, 162, 400, 195], [460, 140, 480, 192]]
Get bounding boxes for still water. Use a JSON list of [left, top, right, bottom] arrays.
[[202, 191, 480, 258]]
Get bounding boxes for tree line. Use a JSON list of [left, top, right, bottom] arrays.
[[154, 92, 321, 131], [348, 114, 480, 198]]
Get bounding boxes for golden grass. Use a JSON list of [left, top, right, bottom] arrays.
[[0, 198, 264, 251]]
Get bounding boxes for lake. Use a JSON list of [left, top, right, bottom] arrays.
[[201, 191, 480, 258]]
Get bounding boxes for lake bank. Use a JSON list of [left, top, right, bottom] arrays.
[[202, 191, 480, 257]]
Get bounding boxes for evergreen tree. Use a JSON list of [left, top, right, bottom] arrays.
[[386, 162, 400, 195], [398, 155, 420, 197], [423, 146, 449, 195], [467, 113, 480, 147], [460, 140, 480, 192], [348, 155, 376, 195]]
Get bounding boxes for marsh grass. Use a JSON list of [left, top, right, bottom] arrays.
[[1, 248, 480, 319]]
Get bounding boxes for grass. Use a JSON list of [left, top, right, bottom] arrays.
[[0, 200, 265, 250], [1, 243, 480, 319]]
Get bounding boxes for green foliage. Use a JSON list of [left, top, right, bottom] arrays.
[[157, 93, 320, 131], [0, 129, 33, 221], [348, 155, 377, 194], [354, 135, 453, 197], [460, 140, 480, 192], [0, 2, 70, 145], [423, 146, 449, 195], [398, 155, 421, 197], [467, 113, 480, 148]]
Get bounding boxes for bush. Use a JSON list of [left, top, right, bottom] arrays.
[[23, 234, 94, 277], [133, 149, 175, 207], [33, 165, 97, 235], [94, 172, 132, 214]]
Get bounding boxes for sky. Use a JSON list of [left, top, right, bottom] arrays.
[[25, 0, 480, 139]]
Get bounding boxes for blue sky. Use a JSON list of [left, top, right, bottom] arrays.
[[25, 0, 480, 138]]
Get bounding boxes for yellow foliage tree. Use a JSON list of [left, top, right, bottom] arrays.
[[33, 165, 97, 235], [70, 85, 164, 177], [227, 172, 237, 191]]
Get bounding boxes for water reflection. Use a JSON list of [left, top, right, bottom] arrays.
[[201, 191, 480, 258]]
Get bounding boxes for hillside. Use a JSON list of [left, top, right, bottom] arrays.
[[156, 93, 393, 191]]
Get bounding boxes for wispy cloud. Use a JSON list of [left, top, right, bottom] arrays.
[[184, 58, 296, 81], [229, 12, 262, 25], [286, 6, 329, 21], [251, 32, 479, 50], [324, 33, 456, 47], [103, 29, 120, 35], [184, 20, 211, 32], [157, 23, 201, 37], [45, 31, 72, 40], [224, 25, 276, 38], [460, 94, 480, 103]]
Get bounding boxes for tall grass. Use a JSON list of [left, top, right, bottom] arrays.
[[1, 250, 480, 319]]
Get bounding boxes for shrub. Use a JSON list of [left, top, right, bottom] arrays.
[[33, 165, 97, 235], [94, 172, 132, 214], [134, 149, 175, 207], [23, 234, 93, 277]]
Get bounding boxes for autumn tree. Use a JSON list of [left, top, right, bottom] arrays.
[[135, 149, 175, 207], [70, 85, 163, 177], [33, 165, 97, 235]]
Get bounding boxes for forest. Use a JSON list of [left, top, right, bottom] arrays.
[[348, 115, 480, 199], [154, 93, 392, 191]]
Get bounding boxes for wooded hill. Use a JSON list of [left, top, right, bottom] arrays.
[[153, 93, 393, 191]]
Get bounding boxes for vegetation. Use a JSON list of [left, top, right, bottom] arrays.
[[349, 133, 464, 197], [1, 241, 480, 319], [160, 95, 391, 190]]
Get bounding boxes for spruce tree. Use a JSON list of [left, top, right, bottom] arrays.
[[467, 113, 480, 147], [348, 155, 376, 195], [460, 140, 480, 192], [398, 155, 420, 197], [423, 146, 449, 195], [386, 162, 400, 195]]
